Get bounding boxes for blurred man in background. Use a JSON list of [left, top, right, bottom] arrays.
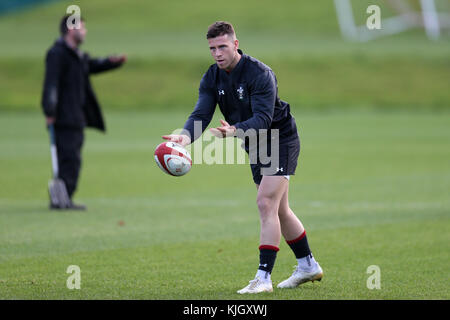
[[41, 15, 126, 210]]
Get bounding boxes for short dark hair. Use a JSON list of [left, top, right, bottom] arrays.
[[60, 14, 84, 36], [206, 21, 236, 39]]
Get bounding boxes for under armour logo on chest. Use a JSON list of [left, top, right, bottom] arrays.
[[218, 90, 225, 95]]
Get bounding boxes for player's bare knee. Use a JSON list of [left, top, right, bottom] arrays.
[[257, 194, 277, 216]]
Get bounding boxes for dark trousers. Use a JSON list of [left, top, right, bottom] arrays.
[[54, 127, 84, 198]]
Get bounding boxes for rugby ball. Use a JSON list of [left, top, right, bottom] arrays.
[[154, 142, 192, 176]]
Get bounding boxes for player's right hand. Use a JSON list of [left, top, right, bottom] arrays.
[[162, 134, 191, 147]]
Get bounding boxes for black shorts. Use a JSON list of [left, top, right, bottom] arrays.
[[250, 136, 300, 185]]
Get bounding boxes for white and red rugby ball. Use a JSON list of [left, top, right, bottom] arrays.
[[154, 142, 192, 176]]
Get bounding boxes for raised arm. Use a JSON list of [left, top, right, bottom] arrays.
[[88, 54, 127, 74]]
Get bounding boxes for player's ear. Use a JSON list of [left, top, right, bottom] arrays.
[[234, 39, 239, 50]]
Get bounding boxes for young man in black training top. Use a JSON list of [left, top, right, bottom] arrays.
[[163, 21, 323, 293]]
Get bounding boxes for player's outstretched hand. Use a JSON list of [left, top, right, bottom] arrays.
[[162, 134, 191, 147], [210, 119, 236, 138]]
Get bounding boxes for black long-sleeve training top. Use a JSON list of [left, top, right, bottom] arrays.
[[183, 49, 298, 146]]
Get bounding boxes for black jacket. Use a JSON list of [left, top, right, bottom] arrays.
[[183, 49, 297, 144], [41, 38, 122, 131]]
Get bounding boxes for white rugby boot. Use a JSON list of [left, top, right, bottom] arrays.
[[237, 276, 273, 294], [277, 263, 323, 289]]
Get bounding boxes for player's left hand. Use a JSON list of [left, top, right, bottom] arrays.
[[210, 119, 236, 138]]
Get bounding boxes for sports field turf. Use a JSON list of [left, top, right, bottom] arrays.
[[0, 0, 449, 300], [0, 111, 448, 299]]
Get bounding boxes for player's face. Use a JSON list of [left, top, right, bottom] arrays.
[[208, 34, 239, 71]]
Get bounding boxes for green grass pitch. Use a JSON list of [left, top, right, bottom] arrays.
[[0, 111, 448, 299]]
